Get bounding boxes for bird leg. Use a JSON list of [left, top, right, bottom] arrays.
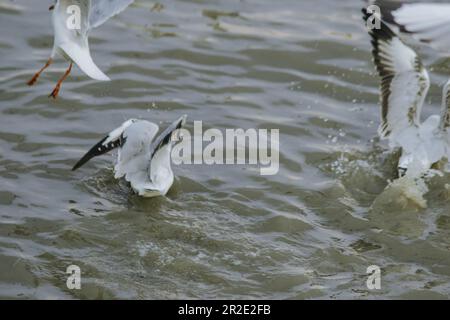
[[27, 58, 53, 86], [49, 63, 72, 99]]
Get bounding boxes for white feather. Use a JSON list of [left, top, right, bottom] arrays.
[[371, 24, 430, 141], [89, 0, 135, 29], [108, 118, 185, 197], [368, 14, 450, 177], [391, 3, 450, 53], [50, 0, 134, 81]]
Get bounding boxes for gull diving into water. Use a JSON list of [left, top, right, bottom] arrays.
[[370, 0, 450, 53], [72, 115, 187, 197], [27, 0, 134, 98], [363, 10, 450, 178]]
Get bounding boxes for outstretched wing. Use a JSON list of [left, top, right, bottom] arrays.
[[363, 9, 430, 139], [373, 0, 450, 53], [145, 115, 187, 191], [89, 0, 134, 29], [72, 119, 136, 171], [149, 115, 187, 160]]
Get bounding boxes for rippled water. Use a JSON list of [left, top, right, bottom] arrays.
[[1, 0, 450, 299]]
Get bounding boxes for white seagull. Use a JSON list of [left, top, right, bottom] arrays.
[[371, 0, 450, 53], [363, 9, 450, 178], [72, 115, 187, 197], [28, 0, 135, 98]]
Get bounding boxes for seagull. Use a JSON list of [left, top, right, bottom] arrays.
[[370, 0, 450, 53], [28, 0, 135, 99], [72, 115, 187, 197], [363, 9, 450, 178]]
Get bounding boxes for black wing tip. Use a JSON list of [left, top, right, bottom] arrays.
[[150, 115, 188, 158], [72, 152, 96, 171], [372, 1, 405, 25], [179, 114, 187, 127], [71, 153, 95, 172], [361, 0, 411, 38], [71, 136, 123, 172], [362, 9, 396, 41], [362, 7, 369, 20], [363, 5, 398, 73], [177, 114, 187, 127], [162, 115, 187, 145]]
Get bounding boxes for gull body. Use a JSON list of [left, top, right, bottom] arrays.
[[395, 114, 447, 176], [28, 0, 134, 98], [72, 116, 187, 197], [51, 0, 109, 82], [363, 10, 450, 178]]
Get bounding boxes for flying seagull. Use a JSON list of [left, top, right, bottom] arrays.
[[363, 9, 450, 178], [72, 115, 187, 197], [28, 0, 134, 98], [370, 0, 450, 53]]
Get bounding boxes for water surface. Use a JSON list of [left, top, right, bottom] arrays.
[[1, 0, 450, 299]]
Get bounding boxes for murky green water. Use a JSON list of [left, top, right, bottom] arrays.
[[1, 0, 450, 299]]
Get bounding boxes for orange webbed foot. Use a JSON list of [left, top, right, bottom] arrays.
[[27, 58, 53, 87], [49, 86, 60, 99], [27, 75, 39, 86]]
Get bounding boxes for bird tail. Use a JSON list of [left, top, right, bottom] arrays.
[[59, 42, 110, 81]]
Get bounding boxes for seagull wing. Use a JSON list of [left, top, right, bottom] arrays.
[[58, 41, 110, 81], [148, 115, 187, 184], [363, 9, 430, 140], [72, 119, 136, 171], [88, 0, 134, 29], [149, 115, 187, 160], [374, 1, 450, 53], [113, 120, 159, 180]]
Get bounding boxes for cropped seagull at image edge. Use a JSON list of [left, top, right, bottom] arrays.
[[27, 0, 135, 99], [72, 115, 187, 198], [363, 9, 450, 178], [370, 0, 450, 53]]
